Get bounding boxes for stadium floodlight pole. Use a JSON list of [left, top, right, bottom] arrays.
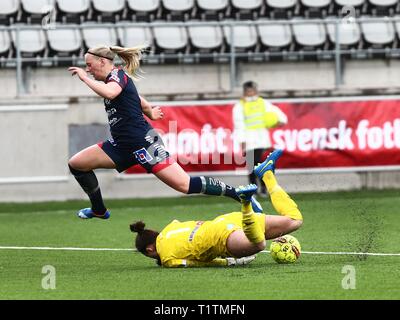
[[334, 19, 342, 88], [15, 25, 23, 97], [229, 22, 236, 92]]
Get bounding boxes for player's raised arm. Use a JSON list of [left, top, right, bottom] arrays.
[[68, 66, 122, 100]]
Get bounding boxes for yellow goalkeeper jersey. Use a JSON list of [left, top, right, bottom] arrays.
[[156, 212, 265, 268]]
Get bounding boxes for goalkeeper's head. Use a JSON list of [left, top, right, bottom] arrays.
[[130, 221, 160, 264]]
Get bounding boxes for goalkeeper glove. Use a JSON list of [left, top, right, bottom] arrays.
[[226, 255, 256, 266]]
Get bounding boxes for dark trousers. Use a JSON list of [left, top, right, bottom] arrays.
[[245, 148, 272, 195]]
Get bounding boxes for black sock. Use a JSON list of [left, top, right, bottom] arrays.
[[188, 176, 240, 202], [69, 165, 107, 214]]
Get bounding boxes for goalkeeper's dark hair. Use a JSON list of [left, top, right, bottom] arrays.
[[130, 221, 159, 254]]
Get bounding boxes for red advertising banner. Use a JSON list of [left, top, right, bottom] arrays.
[[125, 99, 400, 173]]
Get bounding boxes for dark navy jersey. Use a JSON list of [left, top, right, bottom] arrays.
[[104, 68, 152, 147]]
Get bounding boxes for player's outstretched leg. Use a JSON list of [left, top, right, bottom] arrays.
[[254, 149, 303, 221], [69, 165, 111, 220], [236, 184, 265, 245]]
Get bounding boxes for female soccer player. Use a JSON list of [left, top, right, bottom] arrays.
[[68, 45, 262, 219], [130, 150, 303, 267]]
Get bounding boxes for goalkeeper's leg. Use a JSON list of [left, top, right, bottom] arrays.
[[254, 149, 303, 238], [263, 171, 303, 221], [227, 185, 266, 257]]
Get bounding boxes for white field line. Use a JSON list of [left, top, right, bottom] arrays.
[[0, 246, 399, 256], [263, 250, 400, 256]]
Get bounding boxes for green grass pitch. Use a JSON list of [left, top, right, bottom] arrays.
[[0, 189, 399, 300]]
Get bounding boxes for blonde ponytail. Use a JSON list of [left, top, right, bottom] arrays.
[[110, 45, 147, 80]]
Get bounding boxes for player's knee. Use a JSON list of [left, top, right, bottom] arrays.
[[68, 158, 86, 173], [290, 219, 303, 231], [68, 158, 77, 170]]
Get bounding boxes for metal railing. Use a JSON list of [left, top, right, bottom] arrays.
[[1, 17, 400, 97]]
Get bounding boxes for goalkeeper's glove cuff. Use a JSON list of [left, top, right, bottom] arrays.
[[226, 255, 256, 266]]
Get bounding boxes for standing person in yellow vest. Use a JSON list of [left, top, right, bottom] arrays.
[[232, 81, 287, 196]]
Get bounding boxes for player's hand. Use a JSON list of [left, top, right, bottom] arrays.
[[226, 255, 256, 266], [151, 106, 164, 121], [68, 67, 88, 82]]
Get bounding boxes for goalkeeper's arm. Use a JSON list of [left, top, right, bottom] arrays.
[[162, 256, 256, 268]]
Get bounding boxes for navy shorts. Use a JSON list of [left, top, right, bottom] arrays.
[[98, 135, 174, 173]]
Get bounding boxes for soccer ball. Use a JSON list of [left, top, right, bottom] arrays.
[[270, 235, 301, 264]]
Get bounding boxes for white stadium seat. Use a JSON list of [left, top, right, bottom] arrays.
[[223, 23, 258, 52], [127, 0, 161, 21], [231, 0, 264, 19], [333, 0, 366, 16], [11, 24, 47, 57], [335, 0, 366, 6], [47, 25, 82, 57], [162, 0, 195, 21], [368, 0, 398, 16], [325, 19, 361, 48], [265, 0, 298, 19], [81, 22, 118, 49], [153, 24, 189, 53], [91, 0, 125, 22], [21, 0, 55, 23], [0, 30, 12, 57], [257, 20, 293, 50], [292, 20, 327, 49], [188, 24, 224, 52], [0, 0, 20, 25], [56, 0, 90, 23], [360, 20, 395, 48], [116, 22, 153, 49], [300, 0, 332, 18], [266, 0, 298, 9], [196, 0, 229, 20]]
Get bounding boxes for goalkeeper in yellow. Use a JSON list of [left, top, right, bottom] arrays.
[[130, 149, 303, 267]]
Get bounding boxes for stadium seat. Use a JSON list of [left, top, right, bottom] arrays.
[[196, 0, 230, 21], [81, 22, 118, 51], [0, 30, 12, 58], [152, 23, 189, 60], [0, 0, 20, 25], [116, 22, 153, 51], [333, 0, 367, 17], [300, 0, 332, 18], [126, 0, 161, 22], [91, 0, 125, 23], [292, 19, 328, 59], [265, 0, 299, 19], [187, 23, 224, 60], [47, 25, 82, 59], [20, 0, 55, 24], [11, 24, 47, 58], [162, 0, 195, 21], [223, 22, 259, 57], [231, 0, 265, 20], [257, 19, 293, 60], [55, 0, 90, 24], [368, 0, 399, 16], [325, 18, 361, 53], [360, 19, 396, 53]]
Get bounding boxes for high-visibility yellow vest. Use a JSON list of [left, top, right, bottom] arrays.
[[240, 97, 266, 130]]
